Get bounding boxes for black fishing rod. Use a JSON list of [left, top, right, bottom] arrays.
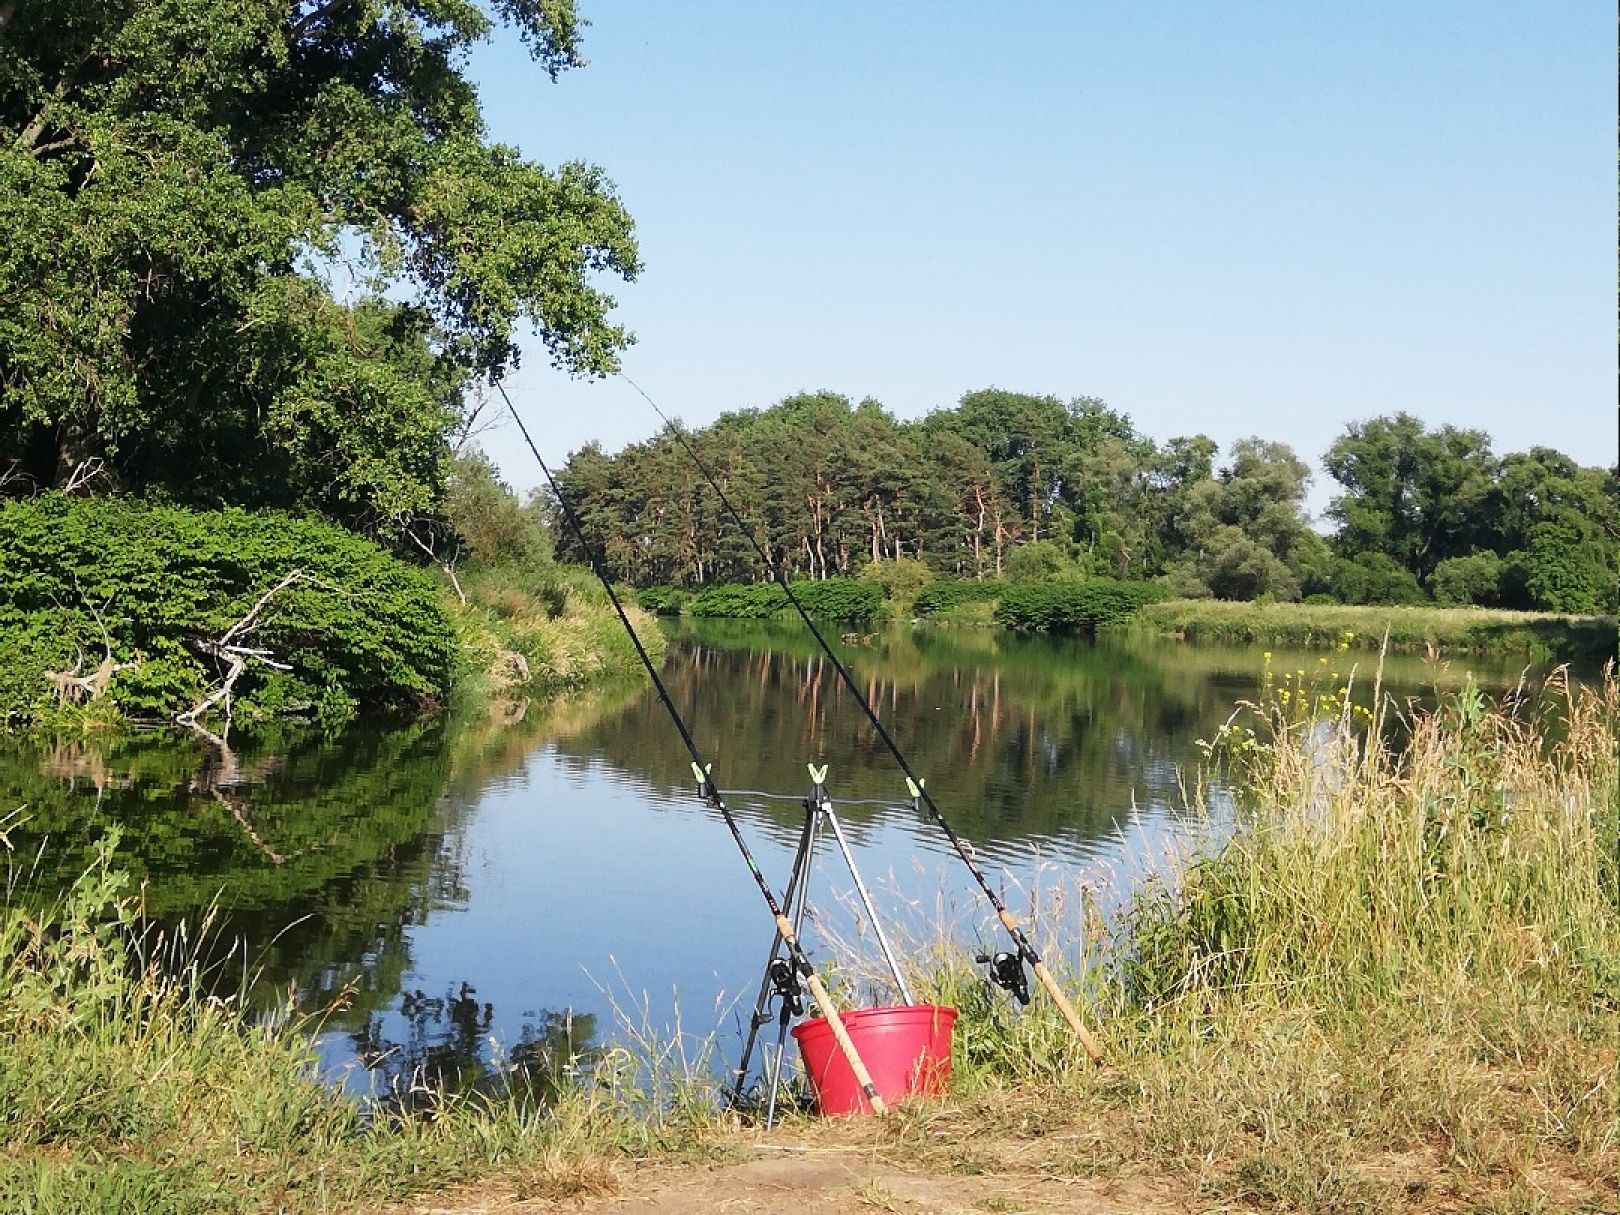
[[618, 374, 1105, 1063], [493, 381, 890, 1112]]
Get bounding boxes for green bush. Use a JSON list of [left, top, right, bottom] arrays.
[[0, 495, 454, 726], [913, 579, 1007, 617], [790, 577, 881, 625], [688, 582, 789, 619], [1430, 551, 1505, 607], [856, 556, 934, 606], [1324, 553, 1426, 605], [993, 579, 1172, 633], [686, 578, 880, 624], [1003, 540, 1075, 583], [635, 585, 690, 616]]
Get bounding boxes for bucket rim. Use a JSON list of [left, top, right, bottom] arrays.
[[790, 1003, 957, 1040]]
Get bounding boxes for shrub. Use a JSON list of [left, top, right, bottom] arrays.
[[789, 577, 881, 625], [856, 556, 933, 605], [686, 578, 880, 624], [635, 585, 689, 616], [0, 495, 454, 726], [1324, 553, 1426, 605], [993, 579, 1172, 633], [1003, 540, 1075, 583], [1430, 551, 1505, 607], [913, 579, 1007, 617], [688, 582, 789, 619]]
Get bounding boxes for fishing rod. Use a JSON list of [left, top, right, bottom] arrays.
[[492, 381, 890, 1113], [618, 374, 1105, 1064]]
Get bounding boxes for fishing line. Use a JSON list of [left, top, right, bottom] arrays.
[[617, 373, 1105, 1062], [493, 379, 891, 1110]]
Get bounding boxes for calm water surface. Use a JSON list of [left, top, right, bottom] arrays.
[[0, 624, 1567, 1095]]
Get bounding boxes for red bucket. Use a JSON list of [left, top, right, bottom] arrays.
[[791, 1004, 957, 1116]]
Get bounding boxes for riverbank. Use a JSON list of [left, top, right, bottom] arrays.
[[0, 494, 660, 733], [642, 570, 1616, 663], [4, 670, 1613, 1212], [1133, 597, 1617, 663]]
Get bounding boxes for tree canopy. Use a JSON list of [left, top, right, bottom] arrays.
[[550, 393, 1616, 616], [0, 0, 637, 529]]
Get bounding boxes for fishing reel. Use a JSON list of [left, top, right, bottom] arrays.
[[767, 957, 804, 1018], [976, 950, 1031, 1005]]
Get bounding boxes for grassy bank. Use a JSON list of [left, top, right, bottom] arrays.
[[446, 563, 664, 701], [854, 667, 1620, 1210], [0, 827, 719, 1214], [1134, 597, 1617, 663], [641, 570, 1616, 661], [5, 672, 1615, 1211]]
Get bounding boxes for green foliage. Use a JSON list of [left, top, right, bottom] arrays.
[[1135, 599, 1618, 662], [0, 0, 636, 528], [1431, 551, 1505, 606], [855, 555, 933, 605], [443, 451, 551, 573], [0, 495, 453, 725], [634, 585, 689, 616], [1320, 552, 1427, 605], [993, 579, 1171, 633], [686, 578, 879, 624], [1512, 524, 1615, 615], [688, 582, 790, 620], [912, 579, 1007, 617], [789, 577, 881, 625], [1325, 419, 1617, 611], [554, 397, 1613, 621], [1002, 539, 1075, 583]]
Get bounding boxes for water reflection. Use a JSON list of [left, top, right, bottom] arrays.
[[0, 625, 1568, 1094]]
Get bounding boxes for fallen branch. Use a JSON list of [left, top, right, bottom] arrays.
[[177, 571, 306, 736]]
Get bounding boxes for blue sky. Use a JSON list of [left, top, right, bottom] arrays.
[[468, 2, 1615, 518]]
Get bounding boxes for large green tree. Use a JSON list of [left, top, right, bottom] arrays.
[[1323, 413, 1495, 582], [0, 0, 637, 529]]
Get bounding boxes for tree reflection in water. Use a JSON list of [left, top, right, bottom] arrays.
[[349, 983, 599, 1112]]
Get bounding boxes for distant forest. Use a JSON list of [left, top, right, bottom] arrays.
[[552, 390, 1618, 615]]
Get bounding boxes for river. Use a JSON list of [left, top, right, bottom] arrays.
[[0, 622, 1571, 1100]]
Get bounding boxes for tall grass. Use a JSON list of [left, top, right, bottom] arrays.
[[839, 666, 1620, 1209], [0, 827, 722, 1215]]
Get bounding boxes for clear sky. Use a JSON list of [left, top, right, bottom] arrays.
[[467, 2, 1615, 518]]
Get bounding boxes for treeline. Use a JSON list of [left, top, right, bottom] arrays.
[[553, 391, 1618, 614]]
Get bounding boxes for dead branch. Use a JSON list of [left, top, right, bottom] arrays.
[[177, 571, 305, 736], [452, 382, 508, 454], [61, 457, 107, 494], [44, 586, 138, 703], [46, 652, 140, 705], [403, 522, 466, 604]]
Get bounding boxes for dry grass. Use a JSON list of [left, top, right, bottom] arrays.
[[823, 664, 1620, 1211]]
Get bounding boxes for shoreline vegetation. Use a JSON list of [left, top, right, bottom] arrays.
[[0, 492, 661, 734], [638, 573, 1617, 664], [3, 664, 1614, 1211]]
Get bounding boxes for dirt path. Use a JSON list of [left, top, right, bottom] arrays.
[[387, 1134, 1189, 1215]]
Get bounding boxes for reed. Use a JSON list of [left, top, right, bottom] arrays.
[[0, 826, 719, 1214], [837, 664, 1620, 1209]]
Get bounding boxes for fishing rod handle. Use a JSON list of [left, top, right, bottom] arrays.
[[995, 908, 1105, 1063], [798, 966, 889, 1115], [1031, 960, 1105, 1064]]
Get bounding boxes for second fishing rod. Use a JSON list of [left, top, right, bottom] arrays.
[[621, 376, 1105, 1064], [495, 381, 891, 1114]]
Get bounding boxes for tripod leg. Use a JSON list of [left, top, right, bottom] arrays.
[[729, 807, 815, 1106], [765, 805, 821, 1127], [823, 799, 915, 1005]]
